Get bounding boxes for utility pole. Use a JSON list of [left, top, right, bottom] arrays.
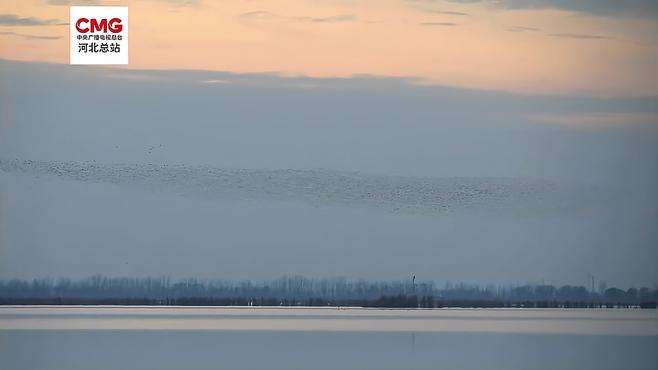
[[587, 273, 596, 294]]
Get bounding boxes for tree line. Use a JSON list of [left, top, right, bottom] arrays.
[[0, 275, 656, 308]]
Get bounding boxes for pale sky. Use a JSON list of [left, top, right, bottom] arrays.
[[1, 0, 657, 97], [0, 59, 657, 286]]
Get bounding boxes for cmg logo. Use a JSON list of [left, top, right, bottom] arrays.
[[75, 18, 123, 34], [70, 6, 128, 65]]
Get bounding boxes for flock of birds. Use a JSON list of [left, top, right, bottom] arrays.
[[0, 158, 557, 214]]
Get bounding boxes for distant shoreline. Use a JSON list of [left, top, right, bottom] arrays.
[[0, 304, 654, 310], [2, 276, 657, 309], [1, 297, 655, 309]]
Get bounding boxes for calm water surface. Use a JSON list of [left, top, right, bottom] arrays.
[[1, 306, 656, 370]]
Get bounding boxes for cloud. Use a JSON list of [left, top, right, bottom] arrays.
[[0, 31, 60, 40], [45, 0, 106, 5], [427, 10, 469, 15], [508, 26, 541, 32], [505, 27, 611, 41], [305, 15, 356, 23], [202, 79, 231, 85], [0, 14, 67, 26], [239, 11, 280, 20], [444, 0, 658, 18], [161, 0, 198, 6], [105, 73, 171, 82], [46, 0, 197, 5], [404, 0, 470, 15], [239, 10, 279, 19], [548, 33, 613, 40], [420, 22, 458, 26], [528, 113, 658, 126], [239, 11, 356, 24], [45, 0, 80, 4]]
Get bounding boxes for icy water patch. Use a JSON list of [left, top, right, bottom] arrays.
[[1, 306, 656, 335], [1, 307, 657, 370]]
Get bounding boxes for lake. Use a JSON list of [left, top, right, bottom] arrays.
[[1, 306, 656, 370]]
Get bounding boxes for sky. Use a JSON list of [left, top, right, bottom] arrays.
[[0, 1, 657, 287], [1, 0, 657, 97]]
